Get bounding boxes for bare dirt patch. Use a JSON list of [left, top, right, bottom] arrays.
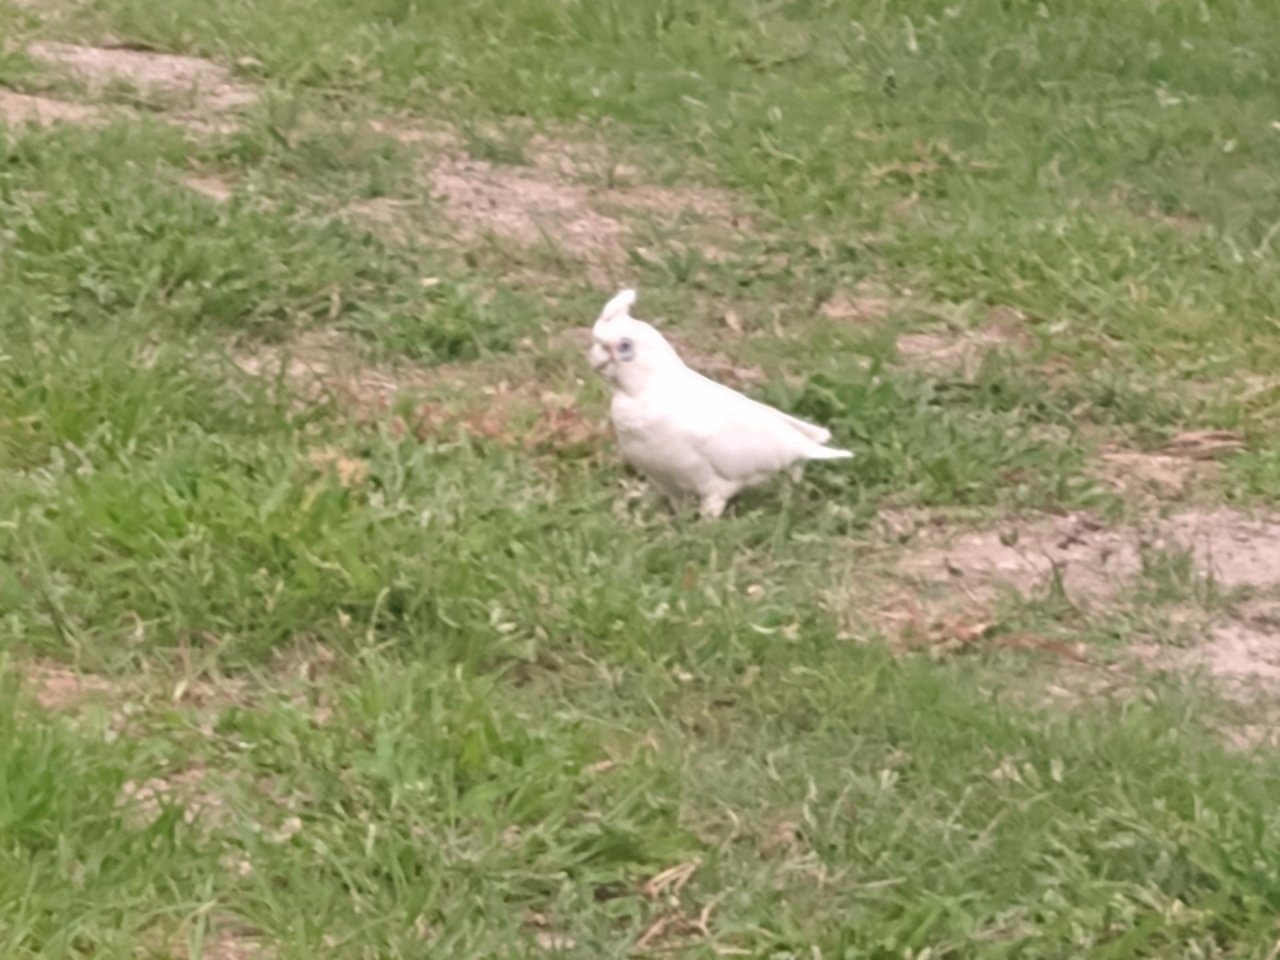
[[1091, 448, 1222, 502], [428, 157, 628, 271], [0, 88, 105, 127], [24, 660, 117, 709], [1089, 431, 1241, 504], [1132, 600, 1280, 700], [888, 507, 1280, 714], [896, 511, 1137, 603], [27, 41, 257, 128], [1155, 621, 1280, 685], [897, 508, 1280, 604], [352, 120, 748, 278], [425, 153, 745, 284]]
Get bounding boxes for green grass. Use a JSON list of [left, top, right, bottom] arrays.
[[4, 0, 1280, 956]]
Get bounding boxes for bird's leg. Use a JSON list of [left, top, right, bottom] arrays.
[[664, 493, 692, 517], [650, 483, 690, 516]]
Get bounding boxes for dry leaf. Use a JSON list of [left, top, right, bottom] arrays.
[[309, 447, 370, 487], [1162, 430, 1245, 461], [820, 290, 890, 321], [760, 819, 802, 856], [642, 860, 700, 901], [534, 931, 576, 952]]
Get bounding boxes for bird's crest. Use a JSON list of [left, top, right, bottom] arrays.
[[598, 288, 637, 324]]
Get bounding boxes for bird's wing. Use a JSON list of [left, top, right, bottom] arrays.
[[671, 375, 821, 481], [691, 371, 831, 444]]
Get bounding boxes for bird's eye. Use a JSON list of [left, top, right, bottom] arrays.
[[616, 338, 636, 361]]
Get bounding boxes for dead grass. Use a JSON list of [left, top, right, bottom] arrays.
[[308, 446, 370, 488], [819, 280, 895, 322], [1160, 429, 1246, 461], [182, 173, 235, 202]]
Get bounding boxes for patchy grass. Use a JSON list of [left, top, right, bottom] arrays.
[[5, 0, 1280, 956]]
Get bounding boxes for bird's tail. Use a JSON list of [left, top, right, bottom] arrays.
[[806, 445, 854, 461]]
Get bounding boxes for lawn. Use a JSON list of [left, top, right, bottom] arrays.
[[3, 0, 1280, 956]]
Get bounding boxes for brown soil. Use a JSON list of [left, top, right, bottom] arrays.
[[0, 88, 104, 126], [424, 151, 745, 285], [888, 506, 1280, 705], [28, 42, 257, 113], [24, 660, 116, 709], [1091, 449, 1220, 502], [898, 508, 1280, 602]]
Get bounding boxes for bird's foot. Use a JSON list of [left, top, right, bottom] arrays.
[[698, 493, 728, 519]]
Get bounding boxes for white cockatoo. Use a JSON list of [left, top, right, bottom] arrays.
[[588, 288, 852, 518]]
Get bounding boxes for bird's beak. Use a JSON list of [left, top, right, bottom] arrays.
[[588, 342, 613, 374]]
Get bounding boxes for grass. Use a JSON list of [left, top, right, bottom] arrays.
[[4, 0, 1280, 956]]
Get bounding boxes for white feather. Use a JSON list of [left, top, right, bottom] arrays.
[[589, 288, 852, 517], [597, 288, 637, 323]]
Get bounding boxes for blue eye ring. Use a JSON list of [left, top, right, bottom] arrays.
[[616, 338, 636, 361]]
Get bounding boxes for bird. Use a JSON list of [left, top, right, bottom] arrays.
[[587, 288, 853, 518]]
